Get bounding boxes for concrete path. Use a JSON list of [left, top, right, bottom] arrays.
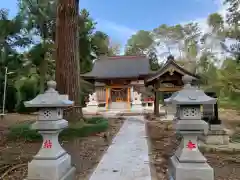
[[89, 116, 151, 180]]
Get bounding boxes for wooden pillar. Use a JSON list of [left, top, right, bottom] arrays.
[[106, 87, 109, 109], [127, 87, 130, 110], [154, 80, 160, 117]]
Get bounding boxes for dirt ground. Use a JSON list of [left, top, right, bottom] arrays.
[[0, 113, 36, 127], [0, 114, 124, 180], [146, 111, 240, 180], [0, 110, 239, 180]]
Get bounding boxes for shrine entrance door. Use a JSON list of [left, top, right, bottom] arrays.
[[110, 88, 127, 102], [108, 87, 130, 109]]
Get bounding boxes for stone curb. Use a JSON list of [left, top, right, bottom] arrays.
[[199, 145, 240, 153]]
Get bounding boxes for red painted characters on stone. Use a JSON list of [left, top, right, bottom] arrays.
[[43, 140, 52, 149], [186, 140, 196, 150]]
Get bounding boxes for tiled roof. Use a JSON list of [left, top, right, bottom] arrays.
[[81, 55, 152, 79], [146, 56, 200, 83]]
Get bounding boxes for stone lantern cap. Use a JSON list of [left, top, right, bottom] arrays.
[[24, 80, 74, 108], [170, 75, 216, 105], [164, 91, 179, 104]]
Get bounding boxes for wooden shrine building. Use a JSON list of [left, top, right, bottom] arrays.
[[145, 55, 200, 116], [82, 55, 200, 112], [81, 55, 154, 110]]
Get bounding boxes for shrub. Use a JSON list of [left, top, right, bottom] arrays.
[[60, 120, 108, 140], [16, 101, 38, 114], [7, 117, 109, 142], [231, 133, 240, 143], [16, 79, 39, 114], [219, 98, 240, 110], [5, 85, 17, 112], [0, 84, 17, 113], [86, 116, 106, 124], [7, 121, 42, 141]]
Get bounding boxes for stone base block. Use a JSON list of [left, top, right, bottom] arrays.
[[132, 103, 142, 107], [131, 104, 143, 110], [25, 154, 75, 180], [169, 156, 214, 180], [200, 125, 229, 145], [60, 167, 76, 180], [210, 124, 223, 131], [160, 115, 174, 121], [200, 134, 229, 145], [109, 102, 128, 109], [25, 167, 75, 180], [85, 105, 99, 112]]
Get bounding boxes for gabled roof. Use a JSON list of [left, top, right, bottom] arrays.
[[81, 55, 153, 79], [146, 55, 200, 83]]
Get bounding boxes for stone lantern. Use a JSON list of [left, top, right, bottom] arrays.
[[168, 75, 216, 180], [24, 81, 76, 180], [164, 92, 179, 121]]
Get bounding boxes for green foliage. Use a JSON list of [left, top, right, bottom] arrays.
[[85, 116, 105, 124], [5, 85, 17, 112], [7, 121, 42, 141], [7, 117, 109, 141], [28, 43, 47, 66], [125, 30, 153, 55], [79, 9, 120, 74], [148, 51, 161, 71], [19, 0, 56, 41], [92, 31, 109, 56], [0, 0, 239, 114], [224, 0, 240, 25], [207, 13, 224, 32], [219, 98, 240, 110], [124, 30, 161, 71], [16, 78, 39, 113], [60, 119, 108, 140]]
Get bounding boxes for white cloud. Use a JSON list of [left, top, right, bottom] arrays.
[[95, 19, 137, 54], [94, 0, 230, 58], [98, 19, 136, 35], [95, 19, 136, 39], [167, 0, 230, 60]]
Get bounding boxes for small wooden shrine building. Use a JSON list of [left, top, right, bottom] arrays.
[[81, 55, 154, 110], [145, 55, 200, 116], [82, 55, 200, 112]]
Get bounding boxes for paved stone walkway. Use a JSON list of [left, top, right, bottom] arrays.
[[89, 116, 151, 180]]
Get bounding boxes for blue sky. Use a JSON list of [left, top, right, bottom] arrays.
[[1, 0, 223, 48]]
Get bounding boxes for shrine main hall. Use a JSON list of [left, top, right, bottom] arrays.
[[81, 55, 199, 112]]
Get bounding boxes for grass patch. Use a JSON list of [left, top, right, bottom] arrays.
[[7, 116, 109, 142], [231, 133, 240, 143], [85, 116, 104, 124], [219, 98, 240, 110]]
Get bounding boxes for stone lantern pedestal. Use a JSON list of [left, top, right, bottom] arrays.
[[86, 92, 99, 112], [131, 91, 143, 112], [169, 123, 214, 180], [167, 75, 216, 180], [24, 81, 75, 180], [163, 92, 179, 121]]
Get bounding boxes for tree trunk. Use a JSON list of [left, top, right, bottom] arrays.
[[55, 0, 82, 121], [154, 81, 160, 117], [75, 0, 83, 118]]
